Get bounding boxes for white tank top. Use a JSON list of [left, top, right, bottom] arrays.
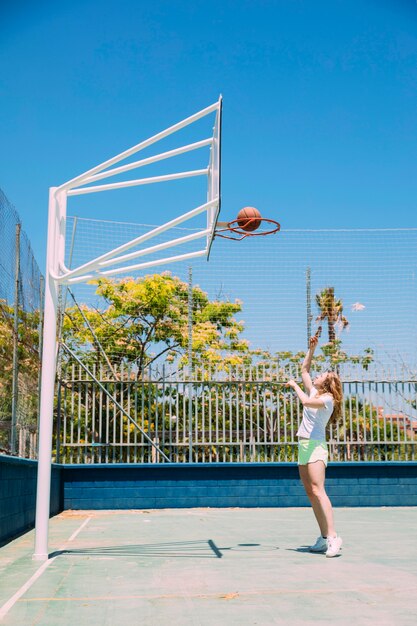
[[296, 387, 334, 441]]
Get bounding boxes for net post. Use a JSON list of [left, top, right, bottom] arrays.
[[188, 266, 193, 462], [306, 266, 312, 345], [36, 275, 44, 456]]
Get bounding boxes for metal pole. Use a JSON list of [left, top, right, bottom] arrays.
[[36, 275, 44, 457], [54, 216, 77, 465], [55, 380, 62, 465], [188, 266, 193, 462], [59, 199, 215, 283], [85, 138, 213, 184], [11, 223, 21, 455], [34, 188, 61, 561], [58, 216, 77, 343], [67, 169, 208, 196], [306, 266, 312, 345]]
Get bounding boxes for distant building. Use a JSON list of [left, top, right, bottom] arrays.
[[377, 407, 417, 436]]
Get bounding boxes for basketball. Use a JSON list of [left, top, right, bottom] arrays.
[[237, 207, 262, 232]]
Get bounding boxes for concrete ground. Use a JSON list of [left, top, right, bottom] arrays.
[[1, 507, 416, 625]]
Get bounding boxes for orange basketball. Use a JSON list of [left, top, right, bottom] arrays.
[[237, 207, 262, 232]]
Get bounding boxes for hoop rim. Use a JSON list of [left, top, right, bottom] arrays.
[[215, 217, 281, 241]]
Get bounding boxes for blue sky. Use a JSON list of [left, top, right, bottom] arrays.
[[1, 0, 417, 269]]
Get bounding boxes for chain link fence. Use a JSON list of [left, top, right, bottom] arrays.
[[53, 215, 417, 464], [0, 189, 44, 458], [65, 218, 417, 373], [2, 199, 417, 464]]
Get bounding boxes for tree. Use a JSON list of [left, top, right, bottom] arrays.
[[62, 273, 250, 378], [0, 300, 41, 450], [315, 287, 349, 344]]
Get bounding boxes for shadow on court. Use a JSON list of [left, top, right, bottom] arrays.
[[285, 546, 333, 555], [49, 539, 223, 559]]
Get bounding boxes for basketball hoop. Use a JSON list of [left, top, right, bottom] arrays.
[[215, 217, 281, 241]]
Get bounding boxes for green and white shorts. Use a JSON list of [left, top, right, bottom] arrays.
[[298, 439, 328, 467]]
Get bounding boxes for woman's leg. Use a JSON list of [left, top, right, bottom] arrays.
[[298, 461, 336, 537]]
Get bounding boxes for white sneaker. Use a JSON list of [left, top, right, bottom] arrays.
[[325, 535, 343, 558], [309, 536, 327, 553]]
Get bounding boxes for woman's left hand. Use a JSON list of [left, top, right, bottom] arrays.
[[286, 379, 297, 389]]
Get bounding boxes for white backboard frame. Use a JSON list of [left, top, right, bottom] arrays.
[[33, 98, 222, 560]]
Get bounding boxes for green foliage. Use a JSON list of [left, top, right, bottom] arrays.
[[315, 286, 349, 344], [319, 341, 374, 370], [63, 273, 251, 376], [271, 284, 373, 370], [0, 300, 41, 449]]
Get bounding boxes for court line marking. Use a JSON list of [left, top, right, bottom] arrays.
[[0, 559, 54, 621], [14, 585, 417, 603], [68, 517, 91, 542], [0, 516, 91, 622]]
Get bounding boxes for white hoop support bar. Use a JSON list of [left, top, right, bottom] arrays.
[[66, 249, 207, 284], [34, 98, 222, 562], [54, 198, 217, 283], [68, 168, 208, 196], [82, 138, 213, 185], [58, 100, 220, 193], [61, 233, 211, 284], [99, 229, 211, 268], [97, 248, 207, 277]]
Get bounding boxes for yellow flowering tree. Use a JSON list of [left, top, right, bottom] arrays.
[[62, 273, 250, 377]]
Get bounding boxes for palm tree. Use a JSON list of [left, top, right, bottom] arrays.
[[315, 287, 349, 345]]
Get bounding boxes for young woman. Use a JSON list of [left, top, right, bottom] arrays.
[[286, 334, 343, 558]]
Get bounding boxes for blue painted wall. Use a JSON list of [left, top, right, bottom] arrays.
[[63, 462, 417, 509], [0, 455, 62, 545], [2, 458, 416, 545]]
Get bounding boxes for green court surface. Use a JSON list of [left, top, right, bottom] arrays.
[[1, 508, 416, 625]]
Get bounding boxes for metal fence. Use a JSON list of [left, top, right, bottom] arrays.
[[55, 363, 417, 464], [0, 189, 44, 458]]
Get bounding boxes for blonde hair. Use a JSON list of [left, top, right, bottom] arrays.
[[318, 371, 343, 425]]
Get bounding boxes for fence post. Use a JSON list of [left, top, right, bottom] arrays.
[[11, 222, 21, 455], [188, 266, 193, 462], [152, 437, 159, 463], [55, 380, 62, 464], [36, 275, 44, 456], [306, 266, 312, 345]]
